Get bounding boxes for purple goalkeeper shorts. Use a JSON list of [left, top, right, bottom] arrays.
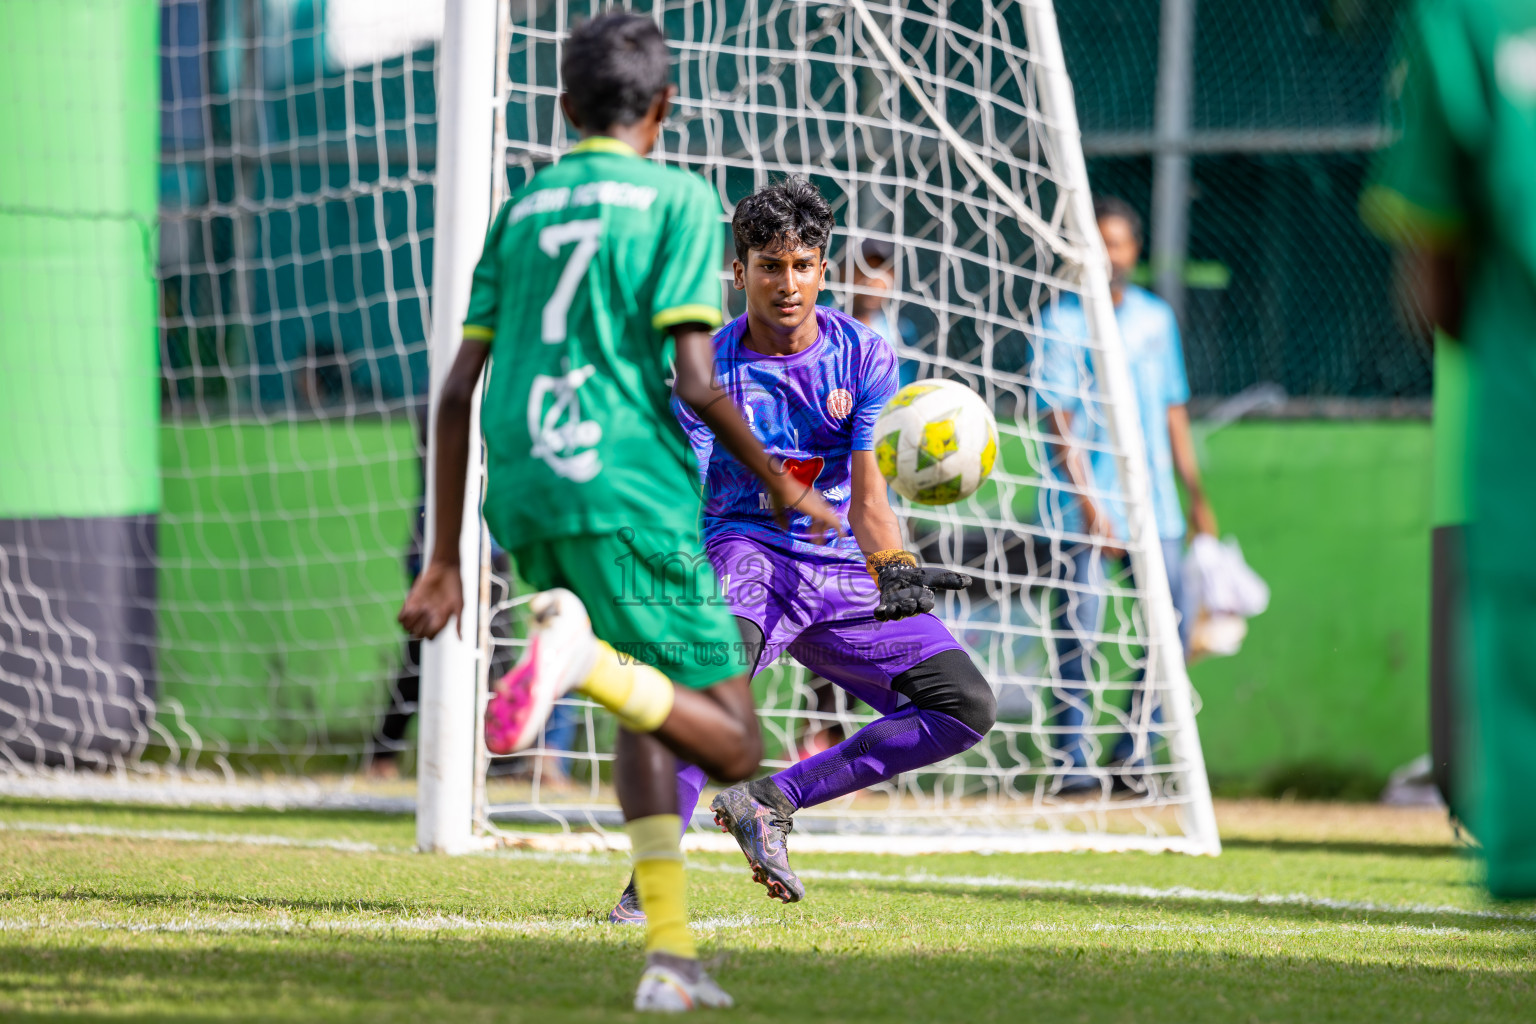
[[706, 534, 961, 714]]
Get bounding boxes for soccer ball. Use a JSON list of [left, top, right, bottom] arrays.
[[873, 379, 998, 504]]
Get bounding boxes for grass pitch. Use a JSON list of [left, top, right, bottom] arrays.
[[0, 799, 1531, 1022]]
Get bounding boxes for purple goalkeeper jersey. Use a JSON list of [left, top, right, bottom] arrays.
[[672, 306, 899, 564]]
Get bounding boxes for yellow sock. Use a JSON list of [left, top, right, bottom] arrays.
[[627, 814, 696, 960], [576, 641, 675, 732]]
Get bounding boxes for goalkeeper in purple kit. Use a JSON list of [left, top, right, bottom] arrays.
[[611, 177, 996, 920]]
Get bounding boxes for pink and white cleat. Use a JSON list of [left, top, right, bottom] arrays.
[[484, 589, 598, 755]]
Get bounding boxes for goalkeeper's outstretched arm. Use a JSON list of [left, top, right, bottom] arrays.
[[398, 337, 491, 640], [848, 450, 970, 620]]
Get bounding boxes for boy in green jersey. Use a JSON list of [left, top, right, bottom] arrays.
[[1362, 0, 1536, 897], [398, 13, 840, 1009]]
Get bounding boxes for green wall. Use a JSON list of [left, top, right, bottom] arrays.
[[0, 0, 159, 518], [1190, 421, 1431, 789], [157, 420, 419, 756]]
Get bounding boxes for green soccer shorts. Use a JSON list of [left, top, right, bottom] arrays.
[[510, 525, 741, 691]]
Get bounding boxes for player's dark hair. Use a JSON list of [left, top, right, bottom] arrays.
[[562, 13, 672, 132], [732, 175, 835, 262], [1092, 195, 1144, 246]]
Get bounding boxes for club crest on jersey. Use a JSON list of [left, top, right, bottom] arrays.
[[827, 388, 853, 419], [528, 365, 603, 482]]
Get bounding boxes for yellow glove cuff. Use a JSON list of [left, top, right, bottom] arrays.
[[866, 548, 918, 585]]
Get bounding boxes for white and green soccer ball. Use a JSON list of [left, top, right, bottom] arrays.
[[873, 379, 999, 505]]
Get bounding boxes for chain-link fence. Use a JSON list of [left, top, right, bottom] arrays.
[[1, 0, 1418, 779], [159, 0, 1420, 410], [1061, 0, 1426, 403]]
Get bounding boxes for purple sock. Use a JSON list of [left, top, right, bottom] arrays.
[[770, 707, 983, 810], [675, 762, 709, 835]]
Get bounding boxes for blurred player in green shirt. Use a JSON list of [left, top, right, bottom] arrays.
[[1363, 0, 1536, 898], [398, 13, 839, 1008]]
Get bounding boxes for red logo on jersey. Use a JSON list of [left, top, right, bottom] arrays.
[[827, 388, 853, 419], [781, 456, 824, 488]]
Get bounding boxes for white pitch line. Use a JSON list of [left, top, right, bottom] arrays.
[[0, 914, 769, 937], [0, 914, 590, 936], [7, 818, 1529, 925], [493, 849, 1533, 925], [988, 921, 1501, 938], [0, 915, 1517, 940], [692, 915, 771, 931], [787, 867, 1536, 923], [0, 819, 387, 853]]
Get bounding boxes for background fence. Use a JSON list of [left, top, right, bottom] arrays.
[[161, 0, 1427, 409], [1064, 0, 1426, 402], [1, 0, 1426, 790]]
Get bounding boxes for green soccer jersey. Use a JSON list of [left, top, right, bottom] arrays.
[[463, 136, 725, 547], [1362, 0, 1536, 394], [1362, 0, 1536, 898], [1362, 0, 1536, 553]]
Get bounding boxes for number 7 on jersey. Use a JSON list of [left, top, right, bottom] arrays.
[[539, 219, 602, 344]]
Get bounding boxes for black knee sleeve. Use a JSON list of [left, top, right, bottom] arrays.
[[891, 648, 997, 736]]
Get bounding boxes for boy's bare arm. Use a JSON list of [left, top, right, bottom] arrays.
[[1166, 403, 1217, 537], [398, 338, 491, 640], [846, 450, 904, 555], [1047, 408, 1124, 558]]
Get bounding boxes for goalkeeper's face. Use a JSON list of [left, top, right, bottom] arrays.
[[735, 245, 828, 333]]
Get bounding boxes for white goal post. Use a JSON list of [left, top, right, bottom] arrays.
[[423, 0, 1220, 856], [416, 0, 500, 856]]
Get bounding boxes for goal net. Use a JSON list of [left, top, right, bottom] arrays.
[[0, 0, 1217, 854], [0, 0, 436, 804], [476, 0, 1218, 854]]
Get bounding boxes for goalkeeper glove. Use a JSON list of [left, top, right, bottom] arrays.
[[866, 549, 972, 621]]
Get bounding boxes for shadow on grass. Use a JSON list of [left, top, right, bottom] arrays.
[[0, 798, 413, 831], [10, 877, 1526, 935], [1220, 837, 1467, 859], [802, 876, 1536, 932], [6, 855, 1525, 933], [0, 932, 1532, 1024], [0, 884, 426, 917]]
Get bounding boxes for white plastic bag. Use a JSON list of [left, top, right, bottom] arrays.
[[1184, 534, 1269, 659]]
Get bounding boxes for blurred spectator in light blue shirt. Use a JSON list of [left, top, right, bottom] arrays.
[[1032, 196, 1217, 792]]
